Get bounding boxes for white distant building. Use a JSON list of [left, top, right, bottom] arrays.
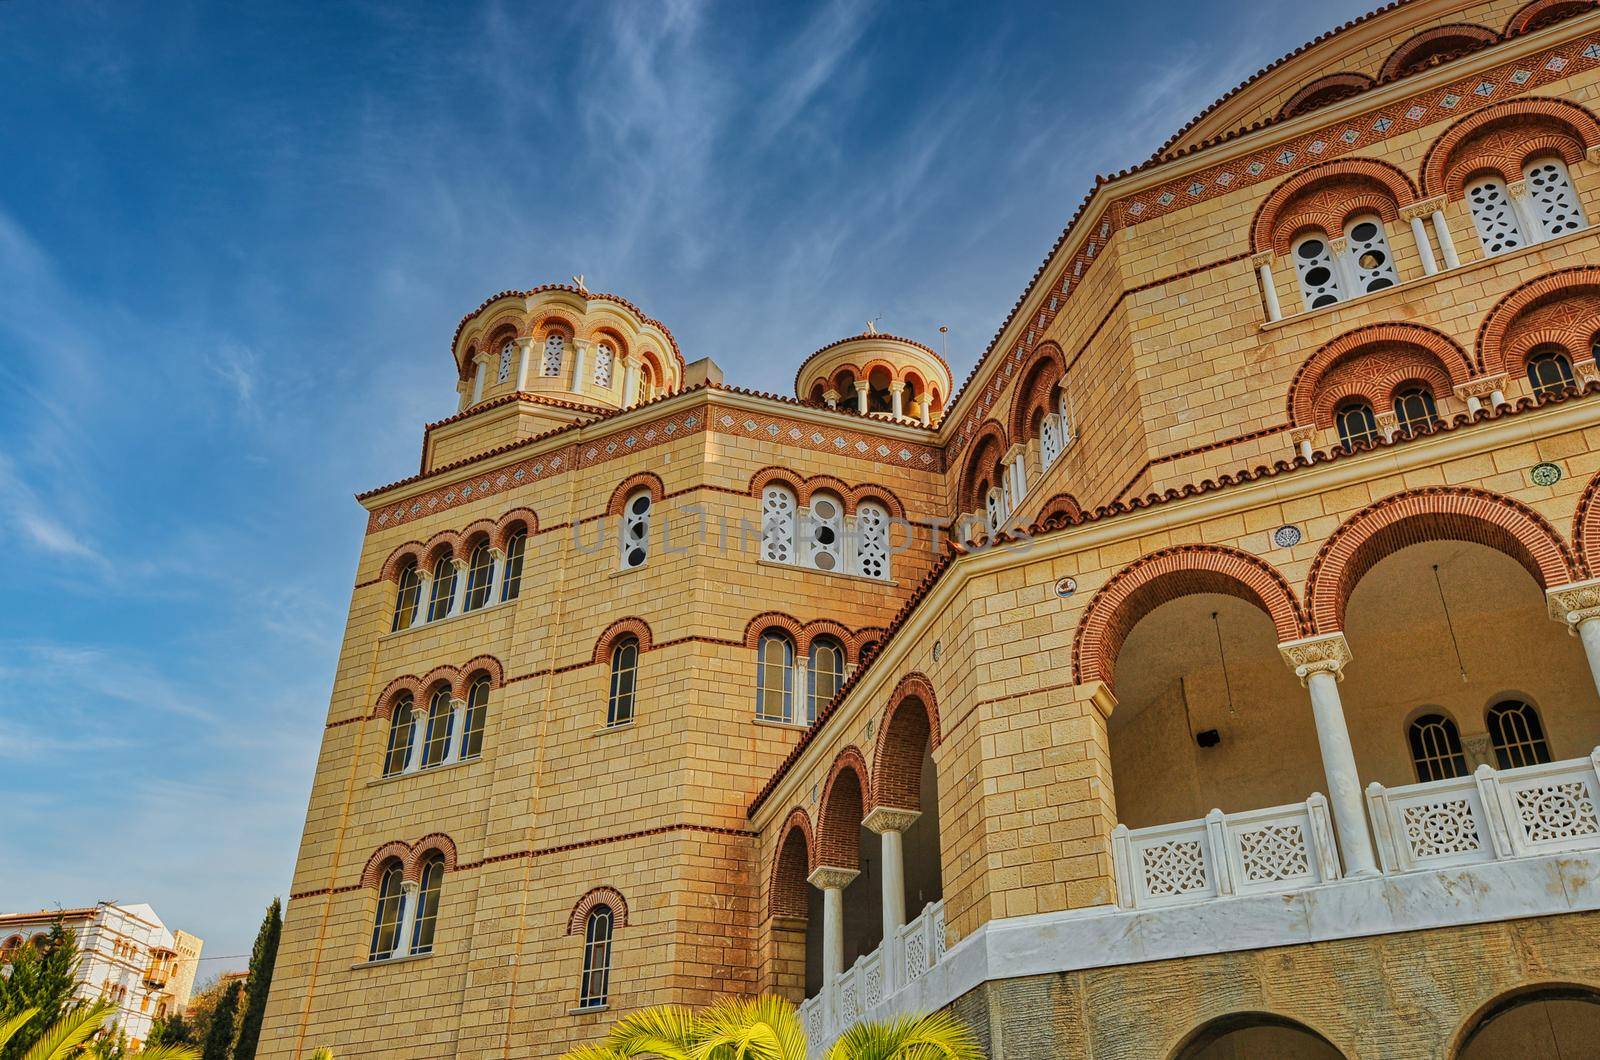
[[0, 902, 203, 1050]]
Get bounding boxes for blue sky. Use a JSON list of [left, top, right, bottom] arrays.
[[0, 0, 1376, 974]]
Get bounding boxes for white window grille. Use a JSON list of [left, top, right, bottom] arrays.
[[803, 493, 845, 573], [854, 502, 890, 580], [1040, 413, 1063, 468], [1344, 215, 1399, 294], [1467, 176, 1525, 256], [761, 486, 797, 563], [1292, 232, 1343, 310], [1524, 157, 1586, 239], [542, 335, 564, 377], [1058, 387, 1074, 446], [984, 486, 1007, 534], [594, 343, 614, 387], [620, 491, 651, 570], [497, 341, 514, 384]]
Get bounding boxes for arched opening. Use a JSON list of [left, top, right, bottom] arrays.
[[865, 364, 894, 414], [1456, 984, 1600, 1058], [769, 819, 813, 1002], [1174, 1012, 1344, 1059], [1380, 25, 1498, 82], [815, 759, 881, 983], [874, 690, 944, 927]]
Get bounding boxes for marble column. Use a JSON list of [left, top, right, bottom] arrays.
[[863, 806, 919, 993], [1406, 211, 1438, 275], [1290, 425, 1317, 464], [409, 572, 432, 629], [823, 387, 840, 410], [622, 360, 641, 409], [394, 880, 421, 957], [443, 697, 467, 764], [1507, 179, 1545, 246], [485, 547, 506, 606], [1252, 251, 1282, 322], [1329, 236, 1356, 301], [1279, 633, 1378, 876], [470, 354, 488, 404], [854, 381, 870, 415], [1548, 581, 1600, 699], [889, 381, 905, 419], [1430, 207, 1460, 270], [807, 866, 859, 984], [446, 560, 468, 617], [515, 337, 533, 391]]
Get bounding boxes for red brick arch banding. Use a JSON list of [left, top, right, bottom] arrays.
[[1573, 470, 1600, 577], [1252, 158, 1419, 255], [566, 886, 629, 934], [816, 747, 870, 870], [1421, 97, 1600, 198], [1379, 23, 1499, 82], [1506, 0, 1599, 36], [360, 841, 414, 889], [607, 472, 665, 517], [1477, 266, 1600, 377], [1006, 342, 1068, 446], [958, 421, 1010, 513], [593, 617, 654, 665], [1288, 323, 1474, 428], [769, 809, 816, 919], [870, 673, 940, 813]]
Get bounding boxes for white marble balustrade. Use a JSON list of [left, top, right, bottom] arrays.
[[798, 900, 946, 1057]]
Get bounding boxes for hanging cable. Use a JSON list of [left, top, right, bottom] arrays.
[[1433, 563, 1468, 682], [1212, 611, 1238, 715]]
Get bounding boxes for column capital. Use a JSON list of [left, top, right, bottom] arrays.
[[1289, 425, 1318, 445], [888, 380, 906, 393], [853, 380, 870, 393], [399, 878, 420, 895], [471, 350, 491, 366], [488, 546, 506, 561], [822, 388, 841, 405], [1279, 633, 1352, 683], [863, 806, 920, 834], [1454, 374, 1507, 401], [1003, 442, 1027, 465], [807, 866, 859, 890], [1401, 197, 1445, 221], [1328, 236, 1349, 254], [449, 697, 468, 710], [1250, 249, 1276, 268], [1547, 579, 1600, 629]]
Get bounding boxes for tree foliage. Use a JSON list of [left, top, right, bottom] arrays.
[[231, 899, 281, 1060], [0, 922, 82, 1060], [199, 983, 241, 1060]]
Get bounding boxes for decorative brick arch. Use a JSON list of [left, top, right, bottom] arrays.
[[958, 420, 1010, 513], [1421, 97, 1600, 197], [1007, 342, 1067, 445], [422, 530, 462, 567], [800, 619, 857, 661], [1073, 545, 1306, 689], [457, 655, 505, 695], [419, 666, 461, 700], [380, 541, 426, 583], [1507, 0, 1598, 37], [408, 833, 458, 882], [1288, 323, 1474, 428], [529, 311, 578, 341], [749, 467, 804, 499], [566, 886, 629, 935], [491, 508, 538, 550], [1252, 158, 1418, 254], [607, 472, 665, 517], [1306, 487, 1578, 633], [1036, 493, 1084, 530], [770, 809, 816, 919], [816, 747, 870, 870], [846, 483, 906, 519], [1277, 73, 1375, 121], [360, 841, 414, 889], [593, 617, 654, 665], [1379, 23, 1499, 82], [744, 611, 805, 649], [871, 673, 941, 813], [584, 325, 630, 363], [798, 474, 852, 508], [459, 519, 496, 551], [1573, 470, 1600, 577], [1477, 266, 1600, 376], [374, 676, 422, 720]]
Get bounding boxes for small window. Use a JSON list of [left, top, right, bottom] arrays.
[[984, 485, 1006, 534], [761, 485, 797, 564], [1408, 712, 1469, 782], [1524, 157, 1587, 239], [578, 906, 614, 1010], [1392, 386, 1438, 434], [1527, 347, 1576, 396], [803, 493, 845, 572], [460, 676, 489, 761], [542, 334, 564, 377], [594, 343, 614, 387], [421, 687, 455, 768], [426, 557, 456, 622], [1040, 412, 1063, 469], [1487, 700, 1552, 769], [1467, 176, 1525, 256], [608, 637, 639, 727], [369, 861, 407, 961], [1335, 401, 1380, 448], [756, 631, 795, 723], [620, 491, 651, 570], [807, 638, 845, 724], [500, 531, 526, 602], [1344, 215, 1399, 293], [497, 341, 514, 384], [1293, 232, 1344, 310], [392, 563, 421, 632], [383, 695, 417, 777], [854, 502, 890, 581], [462, 542, 494, 612], [410, 854, 445, 956]]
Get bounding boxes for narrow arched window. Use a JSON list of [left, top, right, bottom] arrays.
[[1344, 215, 1399, 293], [807, 637, 845, 724], [620, 491, 651, 570], [542, 334, 564, 377], [1392, 386, 1438, 434], [426, 556, 456, 622], [497, 340, 515, 384], [803, 492, 844, 572], [756, 631, 795, 723], [410, 854, 445, 956], [383, 695, 417, 777], [1487, 700, 1552, 769], [984, 485, 1006, 534], [607, 636, 639, 727], [1335, 401, 1379, 448], [460, 675, 489, 760], [1408, 712, 1468, 782], [1467, 175, 1525, 256], [1293, 232, 1343, 310], [1527, 346, 1577, 396], [1524, 157, 1587, 239], [369, 861, 406, 961], [500, 530, 526, 602], [761, 485, 797, 563], [1040, 412, 1063, 469], [594, 343, 614, 387], [392, 562, 421, 632], [854, 501, 890, 580], [462, 542, 494, 612], [421, 687, 454, 768], [578, 906, 614, 1010]]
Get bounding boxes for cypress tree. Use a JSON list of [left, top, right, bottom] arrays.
[[202, 980, 243, 1060], [231, 898, 282, 1060]]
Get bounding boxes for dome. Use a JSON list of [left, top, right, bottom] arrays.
[[793, 331, 953, 426]]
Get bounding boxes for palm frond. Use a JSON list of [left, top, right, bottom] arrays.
[[21, 1002, 111, 1060], [133, 1046, 202, 1060], [559, 1045, 635, 1060], [821, 1009, 982, 1060], [600, 1003, 700, 1058], [0, 1008, 40, 1049], [692, 995, 804, 1060]]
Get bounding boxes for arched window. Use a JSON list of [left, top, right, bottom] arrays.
[[500, 530, 526, 603], [1335, 401, 1380, 447], [1293, 232, 1344, 310], [497, 340, 515, 384], [803, 493, 845, 573], [855, 501, 890, 580], [369, 861, 406, 961], [392, 562, 421, 632], [426, 556, 456, 622], [620, 491, 651, 570], [462, 542, 494, 612], [984, 485, 1007, 534], [1527, 346, 1577, 396], [1408, 712, 1469, 782], [607, 636, 639, 727], [594, 343, 614, 387], [1524, 157, 1587, 239], [1344, 215, 1399, 293], [578, 906, 614, 1010], [542, 334, 564, 377], [761, 485, 797, 564], [1468, 175, 1525, 256], [1040, 412, 1063, 469], [807, 637, 845, 724], [756, 631, 795, 723], [460, 675, 489, 760], [1392, 386, 1438, 434], [383, 695, 417, 777], [410, 854, 445, 956], [421, 687, 455, 769], [1487, 700, 1552, 768]]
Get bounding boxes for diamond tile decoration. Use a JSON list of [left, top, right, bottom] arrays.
[[1129, 201, 1146, 215], [513, 468, 525, 480], [1341, 128, 1359, 143], [720, 415, 734, 427], [765, 424, 780, 436], [788, 427, 802, 439], [854, 441, 869, 453], [833, 438, 847, 449], [1187, 181, 1204, 196], [876, 444, 891, 457], [1442, 93, 1461, 108], [664, 423, 677, 435], [683, 415, 698, 428], [1309, 140, 1326, 154], [644, 428, 658, 441], [1216, 172, 1234, 186], [810, 432, 825, 444], [1247, 160, 1266, 175], [1586, 42, 1600, 60], [1373, 117, 1393, 132], [899, 449, 911, 461], [605, 441, 618, 454], [1549, 56, 1569, 71], [1277, 150, 1295, 165], [1474, 81, 1496, 97], [1406, 105, 1426, 120], [1157, 191, 1175, 206], [1511, 69, 1531, 84], [742, 419, 757, 431]]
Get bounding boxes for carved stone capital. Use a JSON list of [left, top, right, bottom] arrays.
[[807, 866, 860, 891], [1329, 236, 1349, 254], [450, 697, 468, 710], [1507, 178, 1531, 200], [888, 380, 906, 393], [863, 806, 921, 835], [1454, 374, 1507, 401], [1250, 249, 1276, 268], [1279, 633, 1352, 684], [489, 547, 506, 561], [1546, 579, 1600, 630], [1003, 443, 1027, 464], [1400, 197, 1444, 222], [853, 381, 871, 393], [1588, 144, 1600, 166], [1289, 425, 1318, 445]]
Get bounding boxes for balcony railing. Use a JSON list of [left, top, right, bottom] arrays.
[[1110, 795, 1341, 908], [798, 900, 947, 1056], [1367, 748, 1600, 872]]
